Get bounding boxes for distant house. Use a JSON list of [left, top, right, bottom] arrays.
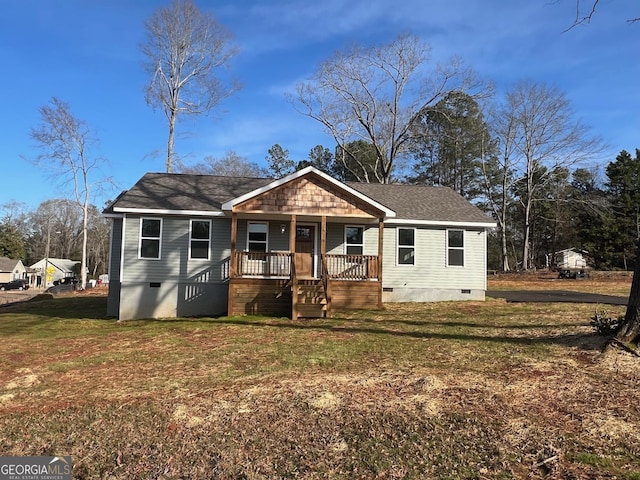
[[0, 257, 26, 284], [30, 258, 80, 287], [103, 166, 496, 321]]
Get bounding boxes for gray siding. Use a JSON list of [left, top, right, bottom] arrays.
[[114, 214, 488, 319], [381, 225, 487, 300], [122, 215, 231, 283], [118, 214, 230, 320], [235, 220, 289, 252], [106, 217, 123, 317], [326, 223, 379, 255], [109, 218, 123, 281]]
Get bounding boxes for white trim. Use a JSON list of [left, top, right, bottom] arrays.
[[247, 221, 269, 252], [396, 227, 416, 266], [446, 228, 465, 268], [119, 216, 126, 283], [189, 219, 212, 261], [221, 166, 396, 217], [113, 207, 225, 217], [138, 217, 163, 260], [386, 218, 496, 228], [344, 225, 364, 255]]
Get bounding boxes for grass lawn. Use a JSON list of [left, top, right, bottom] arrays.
[[1, 275, 639, 479]]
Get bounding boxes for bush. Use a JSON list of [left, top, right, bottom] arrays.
[[590, 310, 623, 335]]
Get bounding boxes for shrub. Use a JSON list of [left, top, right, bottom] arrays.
[[590, 309, 623, 335]]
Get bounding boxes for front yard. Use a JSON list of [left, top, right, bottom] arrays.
[[0, 275, 639, 479]]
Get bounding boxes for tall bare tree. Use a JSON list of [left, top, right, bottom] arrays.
[[178, 150, 268, 177], [497, 81, 603, 270], [29, 98, 112, 289], [141, 0, 239, 173], [291, 34, 485, 184], [483, 102, 519, 272]]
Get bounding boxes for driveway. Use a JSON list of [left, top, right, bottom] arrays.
[[487, 290, 627, 305], [0, 290, 40, 306]]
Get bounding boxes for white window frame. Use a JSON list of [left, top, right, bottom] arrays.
[[139, 217, 162, 260], [344, 225, 364, 256], [447, 229, 465, 267], [396, 227, 416, 266], [189, 219, 211, 260], [247, 222, 269, 253]]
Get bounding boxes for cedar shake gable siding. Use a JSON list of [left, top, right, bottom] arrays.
[[234, 175, 384, 218]]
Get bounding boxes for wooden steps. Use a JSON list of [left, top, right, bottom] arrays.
[[295, 280, 327, 318]]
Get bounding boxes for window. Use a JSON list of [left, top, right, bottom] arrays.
[[345, 226, 364, 255], [248, 222, 268, 252], [447, 229, 464, 266], [139, 218, 162, 259], [397, 228, 415, 265], [190, 219, 211, 259]]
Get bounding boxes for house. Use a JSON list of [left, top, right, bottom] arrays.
[[0, 257, 26, 284], [30, 258, 80, 287], [103, 166, 496, 321]]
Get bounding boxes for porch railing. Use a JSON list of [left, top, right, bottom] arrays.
[[235, 251, 291, 277], [324, 254, 379, 280], [233, 251, 379, 280]]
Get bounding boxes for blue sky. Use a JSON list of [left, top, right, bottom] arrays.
[[1, 0, 638, 211]]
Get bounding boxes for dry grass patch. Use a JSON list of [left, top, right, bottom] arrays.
[[488, 270, 633, 296], [1, 287, 639, 478]]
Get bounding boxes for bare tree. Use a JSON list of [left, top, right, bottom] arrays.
[[291, 34, 486, 184], [86, 205, 111, 277], [178, 150, 268, 177], [483, 105, 517, 272], [29, 98, 112, 289], [562, 0, 639, 30], [141, 0, 239, 173], [498, 81, 603, 270]]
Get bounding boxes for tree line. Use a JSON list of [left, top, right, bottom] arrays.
[[0, 199, 110, 279]]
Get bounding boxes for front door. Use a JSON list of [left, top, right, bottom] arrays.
[[295, 225, 315, 278]]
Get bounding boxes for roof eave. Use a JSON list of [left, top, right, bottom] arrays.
[[111, 207, 226, 217], [386, 218, 497, 228]]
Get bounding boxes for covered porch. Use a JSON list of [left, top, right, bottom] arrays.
[[228, 215, 384, 319], [222, 168, 394, 319]]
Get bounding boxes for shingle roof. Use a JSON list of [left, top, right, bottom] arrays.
[[0, 256, 20, 272], [30, 258, 79, 273], [105, 171, 494, 225], [104, 173, 272, 214], [347, 182, 494, 224]]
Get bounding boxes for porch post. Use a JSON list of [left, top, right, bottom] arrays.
[[228, 212, 237, 316], [321, 215, 331, 318], [230, 212, 237, 278], [378, 217, 384, 308], [290, 214, 298, 320]]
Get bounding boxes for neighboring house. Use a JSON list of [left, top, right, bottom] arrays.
[[103, 166, 496, 321], [0, 257, 26, 284], [30, 258, 80, 287]]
